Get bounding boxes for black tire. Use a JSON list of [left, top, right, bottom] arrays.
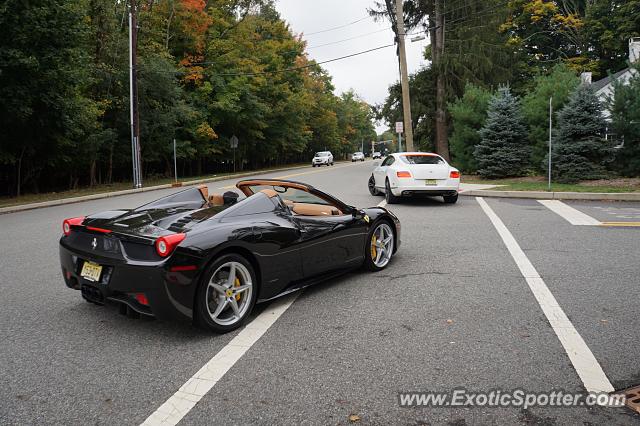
[[385, 179, 400, 204], [363, 220, 395, 271], [368, 175, 380, 196], [443, 194, 458, 204], [331, 162, 334, 166], [195, 253, 258, 333]]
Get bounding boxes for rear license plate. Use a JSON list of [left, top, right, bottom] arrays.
[[81, 261, 103, 282], [425, 179, 437, 185]]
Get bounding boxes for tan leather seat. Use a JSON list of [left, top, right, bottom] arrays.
[[291, 203, 341, 216], [208, 193, 224, 206], [259, 188, 279, 198]]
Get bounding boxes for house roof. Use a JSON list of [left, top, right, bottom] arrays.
[[591, 68, 630, 92]]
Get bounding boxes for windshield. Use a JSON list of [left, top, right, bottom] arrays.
[[243, 184, 331, 206], [315, 152, 329, 157], [399, 154, 446, 165]]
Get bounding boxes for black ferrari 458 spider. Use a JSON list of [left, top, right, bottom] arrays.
[[59, 179, 401, 332]]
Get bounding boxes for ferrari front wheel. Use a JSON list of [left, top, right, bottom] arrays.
[[196, 254, 257, 333], [364, 221, 395, 271]]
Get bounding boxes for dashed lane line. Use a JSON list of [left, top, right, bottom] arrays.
[[477, 197, 614, 394], [537, 200, 602, 226], [140, 293, 299, 426]]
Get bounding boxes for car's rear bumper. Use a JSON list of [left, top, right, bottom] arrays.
[[59, 243, 196, 322], [389, 177, 460, 197]]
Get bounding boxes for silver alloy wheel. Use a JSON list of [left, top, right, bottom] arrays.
[[206, 261, 253, 326], [370, 223, 394, 268]]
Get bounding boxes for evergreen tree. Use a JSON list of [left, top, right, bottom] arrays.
[[474, 87, 530, 178], [448, 83, 493, 173], [552, 84, 613, 183], [522, 64, 579, 172], [610, 65, 640, 176]]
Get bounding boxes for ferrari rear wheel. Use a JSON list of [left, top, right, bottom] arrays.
[[196, 254, 257, 333], [364, 221, 394, 271]]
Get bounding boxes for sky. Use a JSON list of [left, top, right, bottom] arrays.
[[275, 0, 429, 133]]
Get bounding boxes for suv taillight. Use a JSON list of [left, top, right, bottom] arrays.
[[450, 170, 460, 179]]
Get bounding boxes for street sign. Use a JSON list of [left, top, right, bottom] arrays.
[[395, 121, 404, 134], [230, 135, 239, 149]]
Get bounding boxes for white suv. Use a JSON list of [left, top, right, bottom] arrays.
[[312, 151, 334, 167]]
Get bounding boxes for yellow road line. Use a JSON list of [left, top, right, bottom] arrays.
[[215, 162, 363, 189], [599, 222, 640, 227]]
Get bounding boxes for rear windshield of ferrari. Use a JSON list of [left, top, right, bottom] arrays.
[[399, 155, 445, 165]]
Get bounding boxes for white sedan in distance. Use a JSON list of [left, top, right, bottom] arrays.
[[351, 152, 365, 162], [368, 152, 460, 204]]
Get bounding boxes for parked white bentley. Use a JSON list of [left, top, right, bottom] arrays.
[[368, 152, 460, 204]]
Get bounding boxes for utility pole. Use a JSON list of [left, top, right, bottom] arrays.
[[395, 0, 414, 152], [434, 0, 449, 160], [548, 97, 553, 191], [129, 0, 142, 188]]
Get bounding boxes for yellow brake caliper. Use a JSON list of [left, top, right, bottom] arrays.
[[234, 277, 242, 301], [371, 234, 377, 259]]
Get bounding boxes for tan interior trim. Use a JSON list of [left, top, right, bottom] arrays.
[[197, 185, 209, 200], [236, 180, 309, 196], [292, 203, 341, 216]]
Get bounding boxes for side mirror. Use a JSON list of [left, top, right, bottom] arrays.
[[352, 208, 366, 219]]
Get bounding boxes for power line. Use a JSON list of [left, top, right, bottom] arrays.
[[303, 16, 372, 36], [214, 44, 394, 77], [307, 27, 392, 49]]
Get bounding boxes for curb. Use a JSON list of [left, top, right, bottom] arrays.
[[0, 162, 341, 215], [459, 189, 640, 202]]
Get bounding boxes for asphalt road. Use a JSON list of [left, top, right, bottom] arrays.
[[1, 160, 639, 425]]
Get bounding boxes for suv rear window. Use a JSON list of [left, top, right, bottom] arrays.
[[399, 155, 445, 165]]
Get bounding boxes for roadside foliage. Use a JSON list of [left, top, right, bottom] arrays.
[[0, 0, 375, 197], [374, 0, 640, 181]]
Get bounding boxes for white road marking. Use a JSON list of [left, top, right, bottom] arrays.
[[477, 197, 614, 394], [141, 293, 299, 426], [377, 200, 387, 208], [538, 200, 602, 226]]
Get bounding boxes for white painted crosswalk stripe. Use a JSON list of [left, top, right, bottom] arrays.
[[141, 293, 299, 426], [477, 197, 614, 394], [538, 200, 602, 226]]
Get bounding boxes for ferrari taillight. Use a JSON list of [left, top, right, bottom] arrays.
[[450, 170, 461, 179], [62, 216, 85, 236], [155, 233, 186, 257], [396, 171, 412, 178], [134, 293, 149, 306]]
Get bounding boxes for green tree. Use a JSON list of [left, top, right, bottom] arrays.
[[448, 84, 493, 173], [609, 66, 640, 176], [584, 0, 640, 78], [474, 87, 530, 178], [0, 0, 97, 195], [552, 84, 613, 183], [522, 64, 580, 171]]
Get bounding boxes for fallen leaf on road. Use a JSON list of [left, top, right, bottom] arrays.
[[600, 319, 608, 323], [348, 414, 361, 422], [446, 319, 454, 324]]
